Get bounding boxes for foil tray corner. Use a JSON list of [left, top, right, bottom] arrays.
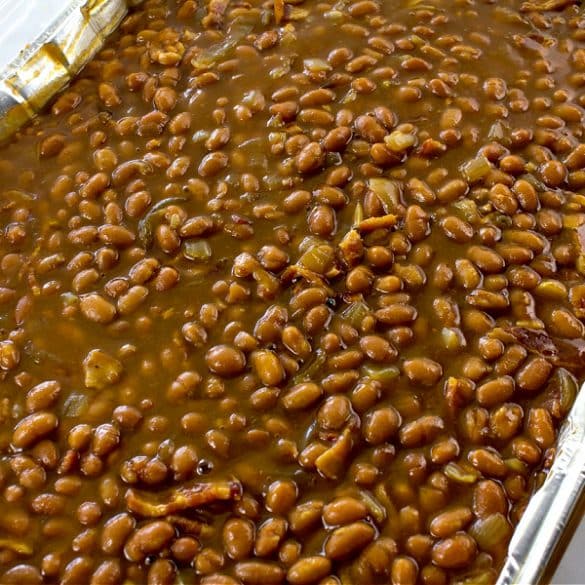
[[0, 0, 141, 143]]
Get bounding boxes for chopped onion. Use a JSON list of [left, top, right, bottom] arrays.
[[452, 199, 479, 223], [298, 245, 335, 274], [361, 364, 400, 384], [184, 240, 212, 262], [369, 178, 403, 214], [341, 301, 370, 328], [461, 156, 491, 182], [384, 130, 416, 152], [63, 393, 89, 418], [441, 327, 467, 350], [303, 58, 331, 73], [469, 513, 511, 551], [557, 367, 577, 415], [444, 462, 479, 484]]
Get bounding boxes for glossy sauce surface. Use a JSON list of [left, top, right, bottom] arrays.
[[0, 0, 585, 583]]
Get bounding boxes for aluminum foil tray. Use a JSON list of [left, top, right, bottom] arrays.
[[0, 0, 142, 142], [0, 1, 582, 583]]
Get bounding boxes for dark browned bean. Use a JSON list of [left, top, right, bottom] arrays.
[[90, 560, 122, 585], [375, 304, 417, 325], [516, 357, 553, 392], [473, 480, 507, 519], [468, 447, 507, 477], [1, 564, 43, 584], [147, 559, 176, 585], [199, 152, 228, 176], [80, 293, 117, 323], [296, 142, 325, 174], [323, 127, 352, 152], [527, 407, 555, 449], [255, 518, 287, 557], [282, 383, 322, 411], [250, 350, 285, 386], [266, 480, 297, 515], [476, 376, 515, 407], [490, 403, 524, 441], [391, 556, 418, 585]]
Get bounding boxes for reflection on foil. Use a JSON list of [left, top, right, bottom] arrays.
[[497, 382, 585, 585], [0, 0, 143, 142]]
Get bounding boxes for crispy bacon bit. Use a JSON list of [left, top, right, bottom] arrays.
[[521, 0, 579, 11], [504, 325, 585, 373], [356, 213, 398, 233], [280, 265, 334, 292], [125, 480, 242, 517], [338, 229, 364, 268]]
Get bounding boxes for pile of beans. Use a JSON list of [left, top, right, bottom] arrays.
[[0, 0, 584, 583]]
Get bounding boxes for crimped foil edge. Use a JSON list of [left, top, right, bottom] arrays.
[[0, 0, 140, 142], [496, 382, 585, 585]]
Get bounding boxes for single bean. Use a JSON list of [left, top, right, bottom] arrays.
[[431, 534, 477, 569], [287, 557, 332, 585], [124, 520, 175, 562], [324, 522, 376, 561], [223, 518, 255, 561], [12, 412, 58, 449], [234, 561, 285, 584]]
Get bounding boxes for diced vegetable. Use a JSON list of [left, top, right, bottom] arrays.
[[368, 178, 403, 214], [384, 131, 416, 152], [298, 245, 335, 274], [341, 301, 370, 328], [184, 240, 212, 262], [469, 513, 511, 551], [192, 19, 255, 72], [444, 462, 479, 484], [83, 349, 123, 390], [461, 156, 491, 182], [293, 349, 327, 383], [315, 428, 353, 480], [361, 364, 399, 384]]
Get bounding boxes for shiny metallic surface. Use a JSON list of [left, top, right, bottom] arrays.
[[0, 0, 141, 142], [497, 384, 585, 585]]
